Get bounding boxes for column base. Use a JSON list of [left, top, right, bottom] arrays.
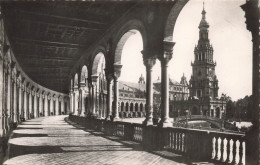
[[113, 116, 121, 121], [142, 118, 153, 126], [105, 115, 113, 121], [158, 118, 172, 127]]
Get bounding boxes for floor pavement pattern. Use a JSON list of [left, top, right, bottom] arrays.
[[3, 115, 214, 165]]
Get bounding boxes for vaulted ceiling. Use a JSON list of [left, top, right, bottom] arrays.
[[2, 1, 137, 93]]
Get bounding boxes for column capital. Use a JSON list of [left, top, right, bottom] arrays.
[[105, 73, 113, 82], [113, 63, 122, 80], [143, 56, 156, 69], [159, 40, 175, 65], [91, 74, 99, 82], [79, 81, 86, 88]]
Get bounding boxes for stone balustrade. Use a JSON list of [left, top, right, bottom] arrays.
[[69, 115, 246, 164]]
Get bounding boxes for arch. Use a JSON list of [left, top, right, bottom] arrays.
[[113, 19, 147, 64], [164, 0, 189, 41], [130, 102, 134, 112], [92, 52, 106, 75], [140, 103, 143, 112], [125, 102, 129, 112], [80, 65, 88, 84], [135, 103, 139, 112], [121, 102, 124, 112]]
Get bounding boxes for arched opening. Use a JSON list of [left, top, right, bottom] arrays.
[[191, 106, 199, 115], [121, 102, 124, 112], [164, 0, 252, 126], [92, 52, 106, 118], [125, 102, 129, 112], [135, 103, 138, 112], [216, 107, 220, 118], [114, 27, 148, 119], [81, 65, 88, 84]]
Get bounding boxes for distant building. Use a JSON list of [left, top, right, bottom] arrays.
[[170, 5, 226, 118]]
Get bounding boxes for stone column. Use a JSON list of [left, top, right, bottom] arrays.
[[44, 95, 48, 116], [61, 99, 64, 114], [87, 83, 92, 115], [39, 93, 42, 116], [73, 90, 79, 115], [69, 91, 73, 114], [55, 99, 59, 115], [0, 50, 4, 135], [18, 83, 22, 122], [2, 62, 9, 134], [142, 56, 156, 125], [28, 91, 32, 119], [13, 80, 17, 122], [113, 64, 122, 121], [23, 90, 27, 119], [159, 41, 175, 127], [7, 69, 11, 125], [79, 82, 86, 116], [33, 94, 37, 118], [50, 97, 53, 115], [91, 75, 98, 116]]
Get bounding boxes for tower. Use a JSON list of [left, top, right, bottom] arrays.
[[189, 3, 219, 100]]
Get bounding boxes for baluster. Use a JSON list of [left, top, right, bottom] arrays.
[[238, 140, 244, 165], [183, 133, 186, 153], [176, 132, 179, 151], [180, 133, 183, 152], [179, 133, 182, 152], [173, 132, 176, 151], [232, 139, 237, 164], [169, 131, 173, 150], [220, 137, 224, 161], [226, 138, 231, 163], [214, 136, 219, 160], [212, 137, 216, 159]]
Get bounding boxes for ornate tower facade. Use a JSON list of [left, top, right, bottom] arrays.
[[189, 4, 219, 100]]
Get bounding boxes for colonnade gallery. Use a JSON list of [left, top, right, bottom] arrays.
[[0, 0, 258, 164]]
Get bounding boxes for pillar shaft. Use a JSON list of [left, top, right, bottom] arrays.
[[74, 91, 79, 115], [55, 99, 59, 115], [50, 97, 53, 115], [23, 91, 27, 119], [44, 96, 48, 116], [88, 85, 92, 115], [92, 84, 97, 115], [13, 81, 17, 122], [61, 99, 64, 114], [7, 71, 11, 124], [33, 94, 37, 118], [142, 56, 156, 125], [18, 85, 22, 122], [28, 92, 32, 118], [0, 55, 4, 135], [39, 94, 42, 116], [113, 77, 119, 119], [159, 41, 175, 127]]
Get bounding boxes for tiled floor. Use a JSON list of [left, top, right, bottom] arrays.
[[3, 116, 212, 165]]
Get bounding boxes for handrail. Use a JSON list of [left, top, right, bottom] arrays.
[[69, 115, 246, 165]]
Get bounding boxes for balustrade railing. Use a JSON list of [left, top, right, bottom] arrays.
[[69, 115, 246, 164]]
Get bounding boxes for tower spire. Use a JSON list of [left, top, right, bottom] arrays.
[[199, 2, 208, 29]]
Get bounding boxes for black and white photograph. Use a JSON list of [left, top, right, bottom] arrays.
[[0, 0, 259, 164]]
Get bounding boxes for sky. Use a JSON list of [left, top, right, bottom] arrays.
[[119, 0, 252, 101]]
